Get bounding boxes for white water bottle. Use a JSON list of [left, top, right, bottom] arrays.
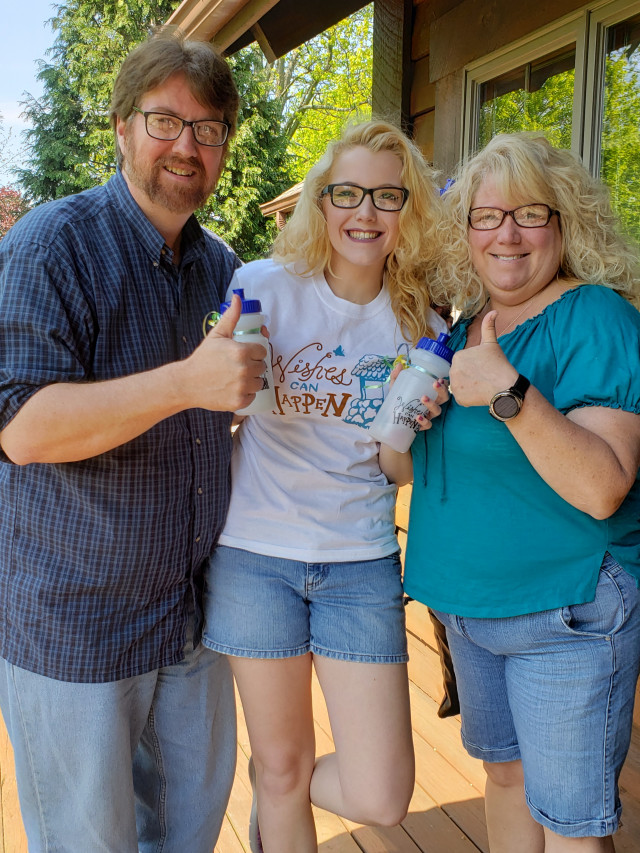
[[220, 288, 277, 415], [369, 333, 453, 452]]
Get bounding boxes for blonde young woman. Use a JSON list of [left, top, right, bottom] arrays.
[[382, 133, 640, 853], [202, 120, 447, 852]]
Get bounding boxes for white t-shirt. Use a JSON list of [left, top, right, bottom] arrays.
[[218, 258, 447, 562]]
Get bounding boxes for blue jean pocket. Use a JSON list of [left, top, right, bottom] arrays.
[[560, 559, 626, 638]]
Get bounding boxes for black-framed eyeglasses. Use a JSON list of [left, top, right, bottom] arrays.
[[321, 183, 409, 212], [131, 107, 229, 147], [468, 203, 558, 231]]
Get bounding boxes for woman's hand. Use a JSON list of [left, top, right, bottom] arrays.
[[449, 313, 640, 518], [377, 364, 449, 486], [449, 311, 518, 406]]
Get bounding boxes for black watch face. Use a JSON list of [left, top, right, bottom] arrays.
[[493, 393, 520, 419]]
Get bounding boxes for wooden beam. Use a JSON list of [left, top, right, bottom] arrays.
[[234, 0, 369, 59], [211, 0, 280, 52], [373, 0, 413, 131], [167, 0, 250, 42]]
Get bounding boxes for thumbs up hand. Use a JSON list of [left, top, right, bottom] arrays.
[[449, 311, 519, 408], [178, 293, 268, 413]]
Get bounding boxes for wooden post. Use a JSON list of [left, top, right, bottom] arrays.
[[372, 0, 413, 131]]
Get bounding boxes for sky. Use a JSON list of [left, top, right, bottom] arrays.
[[0, 0, 57, 185]]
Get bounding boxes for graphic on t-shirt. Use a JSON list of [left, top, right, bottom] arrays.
[[272, 341, 354, 417], [271, 340, 408, 423], [344, 345, 410, 428]]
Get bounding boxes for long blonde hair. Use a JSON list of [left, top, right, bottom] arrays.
[[272, 120, 443, 344], [437, 133, 640, 317]]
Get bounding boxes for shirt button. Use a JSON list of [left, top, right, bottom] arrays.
[[195, 535, 201, 543], [195, 438, 202, 445], [197, 487, 203, 495], [182, 336, 188, 344], [152, 261, 159, 268]]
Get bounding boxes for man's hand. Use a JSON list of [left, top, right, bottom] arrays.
[[176, 293, 267, 413]]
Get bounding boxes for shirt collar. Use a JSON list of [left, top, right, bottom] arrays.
[[106, 169, 206, 266]]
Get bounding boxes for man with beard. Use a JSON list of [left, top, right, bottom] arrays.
[[0, 29, 266, 853]]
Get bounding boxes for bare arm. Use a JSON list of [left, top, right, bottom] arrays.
[[379, 444, 414, 486], [0, 295, 267, 465], [450, 311, 640, 519]]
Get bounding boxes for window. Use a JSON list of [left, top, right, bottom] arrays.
[[465, 1, 640, 247], [600, 14, 640, 243], [478, 48, 576, 149]]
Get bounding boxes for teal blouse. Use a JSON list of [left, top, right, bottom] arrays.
[[403, 285, 640, 617]]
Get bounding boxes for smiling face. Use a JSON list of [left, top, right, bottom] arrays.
[[117, 71, 226, 222], [468, 176, 563, 307], [322, 146, 404, 285]]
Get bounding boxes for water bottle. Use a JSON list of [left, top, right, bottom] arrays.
[[369, 333, 453, 452], [219, 288, 276, 415]]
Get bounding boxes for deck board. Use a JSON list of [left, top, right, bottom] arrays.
[[0, 622, 638, 851]]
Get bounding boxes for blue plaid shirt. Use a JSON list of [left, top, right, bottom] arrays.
[[0, 171, 241, 682]]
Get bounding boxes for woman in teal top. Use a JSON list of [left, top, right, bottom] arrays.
[[380, 133, 640, 853]]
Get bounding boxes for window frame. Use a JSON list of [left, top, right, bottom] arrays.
[[462, 0, 640, 178]]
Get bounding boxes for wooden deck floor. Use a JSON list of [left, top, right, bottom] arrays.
[[214, 601, 640, 853], [1, 601, 639, 851]]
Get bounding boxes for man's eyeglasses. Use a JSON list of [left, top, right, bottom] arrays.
[[321, 184, 409, 212], [468, 203, 558, 231], [131, 108, 229, 147]]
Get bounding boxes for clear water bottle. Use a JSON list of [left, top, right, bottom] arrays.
[[369, 333, 453, 452], [219, 288, 276, 415]]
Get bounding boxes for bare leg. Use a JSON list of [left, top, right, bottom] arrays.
[[484, 760, 544, 853], [310, 657, 414, 826], [231, 655, 317, 853], [543, 829, 615, 852]]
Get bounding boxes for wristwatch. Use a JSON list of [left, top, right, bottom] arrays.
[[489, 374, 530, 422]]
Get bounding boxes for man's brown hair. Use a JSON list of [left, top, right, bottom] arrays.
[[110, 27, 239, 167]]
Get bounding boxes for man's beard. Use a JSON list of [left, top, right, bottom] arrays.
[[124, 142, 218, 214]]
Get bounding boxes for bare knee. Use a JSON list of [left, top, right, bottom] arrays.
[[483, 759, 525, 789], [255, 749, 315, 799], [342, 776, 413, 826]]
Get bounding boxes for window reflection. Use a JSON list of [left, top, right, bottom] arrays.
[[478, 48, 576, 150], [601, 15, 640, 246]]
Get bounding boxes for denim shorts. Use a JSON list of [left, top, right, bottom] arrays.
[[202, 546, 408, 663], [432, 554, 640, 838]]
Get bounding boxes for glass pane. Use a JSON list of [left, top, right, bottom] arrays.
[[478, 47, 576, 150], [600, 15, 640, 247]]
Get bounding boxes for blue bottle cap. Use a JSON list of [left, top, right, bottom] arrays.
[[415, 332, 454, 364], [220, 287, 262, 314]]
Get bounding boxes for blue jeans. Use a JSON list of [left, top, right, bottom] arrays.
[[432, 555, 640, 838], [0, 618, 236, 853]]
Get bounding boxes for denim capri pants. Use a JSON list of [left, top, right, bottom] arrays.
[[432, 554, 640, 838], [202, 545, 408, 664]]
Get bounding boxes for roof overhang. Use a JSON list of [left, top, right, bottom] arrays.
[[168, 0, 370, 58], [258, 181, 303, 217]]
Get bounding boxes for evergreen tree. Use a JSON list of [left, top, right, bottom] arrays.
[[17, 0, 178, 202]]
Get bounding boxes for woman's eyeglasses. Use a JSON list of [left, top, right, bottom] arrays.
[[468, 203, 558, 230], [321, 184, 409, 212]]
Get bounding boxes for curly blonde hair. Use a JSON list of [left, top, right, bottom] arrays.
[[272, 120, 443, 344], [436, 133, 640, 317]]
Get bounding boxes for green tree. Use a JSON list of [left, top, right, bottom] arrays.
[[478, 69, 575, 151], [200, 46, 294, 260], [600, 48, 640, 246], [274, 5, 373, 178], [17, 0, 178, 202], [16, 2, 372, 258]]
